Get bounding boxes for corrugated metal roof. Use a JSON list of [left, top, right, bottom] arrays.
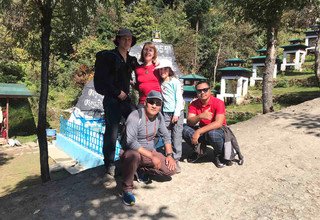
[[180, 74, 207, 80], [256, 48, 267, 53], [218, 67, 252, 72], [225, 58, 246, 63], [0, 83, 33, 98], [280, 44, 308, 51]]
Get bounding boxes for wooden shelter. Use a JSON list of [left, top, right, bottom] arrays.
[[0, 83, 33, 143], [305, 30, 319, 53], [249, 48, 280, 86], [217, 59, 251, 104], [280, 39, 308, 71]]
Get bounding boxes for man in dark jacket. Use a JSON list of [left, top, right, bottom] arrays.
[[94, 28, 139, 176]]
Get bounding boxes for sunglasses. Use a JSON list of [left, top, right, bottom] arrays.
[[147, 99, 162, 106], [196, 88, 210, 94]]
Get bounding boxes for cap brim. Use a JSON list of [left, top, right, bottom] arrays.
[[147, 96, 163, 101]]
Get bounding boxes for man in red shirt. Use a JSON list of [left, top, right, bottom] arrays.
[[182, 81, 227, 168]]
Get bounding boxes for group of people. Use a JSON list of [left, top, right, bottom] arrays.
[[94, 28, 242, 206]]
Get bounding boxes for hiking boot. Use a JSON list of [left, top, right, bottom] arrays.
[[213, 155, 225, 168], [122, 192, 135, 206], [175, 161, 181, 173], [106, 163, 116, 176], [225, 160, 233, 166]]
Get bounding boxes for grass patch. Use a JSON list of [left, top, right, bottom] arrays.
[[0, 149, 70, 197], [226, 83, 319, 124], [15, 134, 38, 144], [273, 86, 319, 96], [226, 111, 256, 125]]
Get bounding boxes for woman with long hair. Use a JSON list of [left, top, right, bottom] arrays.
[[134, 42, 161, 107]]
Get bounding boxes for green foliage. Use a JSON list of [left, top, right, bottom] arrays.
[[0, 61, 24, 83], [226, 0, 309, 29], [157, 5, 190, 44], [184, 0, 211, 29], [226, 111, 256, 125], [125, 0, 156, 41], [274, 78, 289, 88], [1, 0, 319, 132], [71, 36, 109, 66]]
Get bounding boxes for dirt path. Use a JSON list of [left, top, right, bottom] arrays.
[[1, 98, 320, 219]]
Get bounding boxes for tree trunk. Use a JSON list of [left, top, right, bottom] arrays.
[[213, 40, 222, 85], [262, 26, 277, 114], [194, 19, 199, 73], [37, 1, 53, 183], [314, 30, 320, 87]]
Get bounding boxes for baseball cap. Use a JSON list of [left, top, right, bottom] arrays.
[[146, 90, 163, 101]]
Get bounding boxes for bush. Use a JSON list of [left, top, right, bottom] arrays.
[[274, 79, 289, 88], [227, 111, 256, 125], [0, 62, 24, 83]]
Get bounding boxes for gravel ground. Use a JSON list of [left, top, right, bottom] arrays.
[[0, 98, 320, 220]]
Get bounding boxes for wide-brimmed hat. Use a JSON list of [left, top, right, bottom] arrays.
[[113, 28, 137, 47], [155, 59, 174, 71], [146, 90, 163, 101]]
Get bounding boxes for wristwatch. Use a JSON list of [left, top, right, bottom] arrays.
[[166, 153, 174, 157]]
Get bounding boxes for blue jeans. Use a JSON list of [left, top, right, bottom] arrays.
[[182, 125, 225, 155], [163, 111, 184, 160]]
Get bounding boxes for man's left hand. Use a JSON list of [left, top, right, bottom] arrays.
[[171, 116, 179, 124], [165, 156, 176, 171], [191, 130, 200, 145]]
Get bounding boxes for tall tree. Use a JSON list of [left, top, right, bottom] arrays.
[[312, 1, 320, 86], [1, 0, 106, 182], [227, 0, 310, 113], [315, 22, 320, 86], [184, 0, 211, 72]]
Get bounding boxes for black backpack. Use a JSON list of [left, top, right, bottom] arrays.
[[94, 50, 122, 96]]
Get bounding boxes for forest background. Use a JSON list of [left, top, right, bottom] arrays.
[[0, 0, 319, 127]]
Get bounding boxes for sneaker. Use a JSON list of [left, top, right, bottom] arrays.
[[213, 155, 225, 168], [175, 161, 181, 173], [122, 192, 135, 206], [135, 170, 151, 184]]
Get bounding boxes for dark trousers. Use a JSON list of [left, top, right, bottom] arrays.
[[121, 149, 175, 192], [182, 125, 225, 155], [103, 98, 135, 168]]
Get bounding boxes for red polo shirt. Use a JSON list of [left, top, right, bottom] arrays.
[[188, 95, 227, 127]]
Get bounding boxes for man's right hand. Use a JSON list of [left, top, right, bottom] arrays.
[[151, 156, 161, 170], [118, 90, 127, 101]]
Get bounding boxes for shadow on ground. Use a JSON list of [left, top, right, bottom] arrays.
[[0, 166, 177, 219], [0, 152, 13, 166], [275, 90, 320, 107], [1, 175, 40, 196], [272, 111, 320, 138]]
